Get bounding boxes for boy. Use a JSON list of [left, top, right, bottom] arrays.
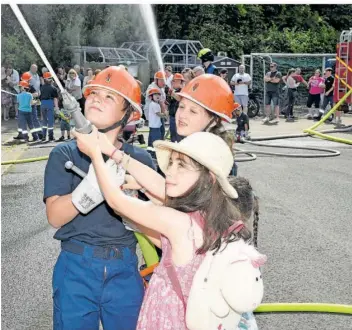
[[234, 105, 250, 141], [16, 80, 35, 142], [44, 66, 155, 330], [147, 88, 166, 147], [57, 108, 71, 141]]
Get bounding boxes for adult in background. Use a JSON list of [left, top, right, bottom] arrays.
[[1, 66, 13, 121], [65, 68, 84, 115], [181, 67, 195, 85], [193, 66, 205, 77], [315, 67, 336, 123], [197, 48, 218, 75], [219, 69, 229, 83], [284, 68, 300, 122], [29, 64, 41, 93], [282, 67, 309, 88], [74, 64, 84, 88], [263, 62, 282, 124], [40, 67, 49, 85], [6, 64, 20, 119], [231, 64, 252, 114], [164, 65, 173, 89], [83, 68, 94, 87], [57, 67, 67, 87], [306, 69, 325, 119]]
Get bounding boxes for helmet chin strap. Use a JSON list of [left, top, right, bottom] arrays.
[[203, 117, 217, 132], [98, 108, 132, 133]]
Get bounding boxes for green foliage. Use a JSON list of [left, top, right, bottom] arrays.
[[1, 4, 351, 72]]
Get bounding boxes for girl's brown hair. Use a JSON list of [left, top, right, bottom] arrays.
[[165, 155, 250, 254]]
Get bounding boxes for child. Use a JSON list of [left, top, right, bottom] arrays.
[[147, 88, 166, 147], [167, 73, 185, 142], [40, 72, 59, 141], [57, 108, 71, 141], [234, 104, 250, 141], [16, 80, 35, 142], [73, 129, 264, 329]]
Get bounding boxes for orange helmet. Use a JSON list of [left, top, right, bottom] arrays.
[[172, 73, 185, 81], [233, 102, 241, 111], [83, 66, 142, 114], [21, 72, 32, 81], [19, 80, 30, 88], [43, 72, 52, 79], [154, 71, 166, 80], [148, 88, 161, 97], [177, 74, 234, 122], [130, 110, 141, 122]]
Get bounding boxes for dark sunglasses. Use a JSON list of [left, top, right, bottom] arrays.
[[270, 65, 276, 68]]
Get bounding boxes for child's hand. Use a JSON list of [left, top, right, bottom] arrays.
[[72, 125, 101, 159], [122, 175, 142, 191]]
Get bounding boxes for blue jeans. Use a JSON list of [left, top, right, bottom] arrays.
[[18, 111, 34, 139], [53, 240, 144, 330], [160, 118, 165, 140], [322, 95, 334, 110], [231, 162, 238, 176], [31, 105, 43, 139], [41, 100, 55, 139], [148, 127, 162, 147], [169, 116, 179, 142]]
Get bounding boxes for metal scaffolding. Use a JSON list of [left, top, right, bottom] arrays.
[[120, 39, 204, 69], [70, 46, 149, 64]]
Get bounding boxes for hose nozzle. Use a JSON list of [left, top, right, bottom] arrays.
[[62, 91, 92, 134]]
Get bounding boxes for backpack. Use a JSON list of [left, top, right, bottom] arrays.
[[166, 238, 266, 330]]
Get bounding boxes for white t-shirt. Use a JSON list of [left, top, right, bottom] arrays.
[[148, 101, 162, 128], [144, 82, 166, 120], [66, 77, 82, 100], [231, 73, 251, 96], [166, 75, 173, 89]]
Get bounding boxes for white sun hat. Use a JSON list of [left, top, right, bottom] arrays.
[[153, 132, 238, 199]]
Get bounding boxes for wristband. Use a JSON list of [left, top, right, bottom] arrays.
[[110, 148, 119, 159]]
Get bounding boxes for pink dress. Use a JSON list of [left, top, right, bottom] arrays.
[[137, 212, 205, 330]]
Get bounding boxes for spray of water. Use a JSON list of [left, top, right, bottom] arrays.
[[139, 4, 165, 77]]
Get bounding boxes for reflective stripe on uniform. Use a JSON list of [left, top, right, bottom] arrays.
[[48, 127, 54, 130]]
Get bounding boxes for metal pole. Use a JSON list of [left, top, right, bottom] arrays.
[[186, 41, 189, 68], [10, 4, 64, 92]]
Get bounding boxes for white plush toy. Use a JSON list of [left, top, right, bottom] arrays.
[[186, 239, 266, 330]]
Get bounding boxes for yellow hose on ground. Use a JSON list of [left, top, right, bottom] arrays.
[[305, 88, 352, 132], [1, 155, 49, 165], [303, 88, 352, 145], [304, 129, 352, 145], [254, 303, 352, 314]]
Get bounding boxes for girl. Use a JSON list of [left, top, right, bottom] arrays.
[[73, 129, 249, 329], [306, 69, 325, 119]]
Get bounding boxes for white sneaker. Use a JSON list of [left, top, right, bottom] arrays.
[[262, 117, 269, 124], [304, 113, 313, 119], [271, 117, 279, 123]]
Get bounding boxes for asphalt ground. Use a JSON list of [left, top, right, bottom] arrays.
[[2, 119, 352, 330]]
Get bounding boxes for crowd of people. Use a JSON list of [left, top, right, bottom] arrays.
[[1, 63, 104, 142]]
